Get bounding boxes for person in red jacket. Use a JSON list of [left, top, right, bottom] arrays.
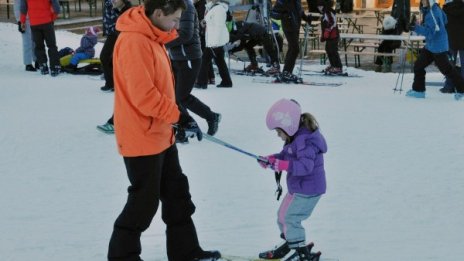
[[20, 0, 61, 76]]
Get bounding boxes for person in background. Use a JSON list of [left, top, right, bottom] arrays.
[[96, 0, 132, 135], [194, 0, 216, 86], [439, 0, 464, 93], [317, 0, 343, 75], [227, 21, 281, 75], [258, 99, 327, 261], [406, 0, 464, 100], [13, 0, 36, 72], [166, 0, 222, 143], [100, 0, 132, 92], [19, 0, 61, 76], [374, 16, 402, 72], [64, 26, 100, 71], [195, 0, 233, 88], [271, 0, 311, 82], [107, 0, 221, 260]]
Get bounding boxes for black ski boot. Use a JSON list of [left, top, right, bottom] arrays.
[[259, 241, 290, 259], [191, 249, 221, 261], [207, 113, 221, 136], [275, 71, 302, 83], [284, 243, 316, 261]]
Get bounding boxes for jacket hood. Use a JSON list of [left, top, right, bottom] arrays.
[[294, 127, 328, 154], [116, 6, 178, 44]]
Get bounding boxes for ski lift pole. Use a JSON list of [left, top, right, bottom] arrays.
[[298, 23, 310, 78], [203, 133, 268, 164]]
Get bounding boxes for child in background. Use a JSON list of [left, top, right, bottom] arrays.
[[318, 0, 343, 75], [65, 26, 100, 70], [258, 99, 327, 261]]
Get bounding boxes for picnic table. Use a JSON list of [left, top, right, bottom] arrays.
[[339, 33, 425, 69]]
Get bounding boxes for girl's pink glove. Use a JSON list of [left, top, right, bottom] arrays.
[[270, 159, 289, 172], [258, 155, 275, 169]]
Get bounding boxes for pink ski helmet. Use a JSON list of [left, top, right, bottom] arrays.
[[266, 99, 302, 136]]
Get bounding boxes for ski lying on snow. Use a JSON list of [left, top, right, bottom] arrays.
[[304, 72, 361, 78], [220, 255, 338, 261], [252, 78, 343, 87]]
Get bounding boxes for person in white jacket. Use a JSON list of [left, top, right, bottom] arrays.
[[195, 0, 233, 88]]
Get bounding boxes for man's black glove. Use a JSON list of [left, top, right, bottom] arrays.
[[17, 21, 25, 33], [176, 113, 203, 141]]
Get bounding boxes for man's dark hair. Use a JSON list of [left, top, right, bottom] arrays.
[[144, 0, 186, 17]]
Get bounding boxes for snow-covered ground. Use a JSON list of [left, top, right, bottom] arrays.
[[0, 22, 463, 261]]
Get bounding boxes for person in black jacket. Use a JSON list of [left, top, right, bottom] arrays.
[[99, 0, 132, 92], [166, 0, 221, 143], [228, 21, 282, 74], [96, 0, 131, 135], [440, 0, 464, 93], [374, 15, 402, 72], [271, 0, 310, 82]]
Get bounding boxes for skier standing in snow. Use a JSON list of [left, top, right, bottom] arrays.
[[166, 0, 221, 143], [258, 99, 327, 261], [107, 1, 221, 260], [317, 0, 343, 75], [405, 0, 464, 100], [271, 0, 312, 82]]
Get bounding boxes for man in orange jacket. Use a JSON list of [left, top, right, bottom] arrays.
[[107, 1, 220, 260]]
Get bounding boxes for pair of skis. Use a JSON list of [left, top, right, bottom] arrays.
[[252, 78, 343, 87]]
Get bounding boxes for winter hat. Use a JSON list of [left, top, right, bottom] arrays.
[[86, 26, 100, 36], [382, 16, 397, 30], [266, 99, 302, 136]]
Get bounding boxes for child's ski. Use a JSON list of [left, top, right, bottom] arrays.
[[252, 78, 343, 87]]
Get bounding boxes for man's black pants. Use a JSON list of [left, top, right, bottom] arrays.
[[108, 145, 201, 261], [413, 48, 464, 93]]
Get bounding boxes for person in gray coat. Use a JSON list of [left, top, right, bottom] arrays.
[[13, 0, 36, 71], [166, 0, 221, 143]]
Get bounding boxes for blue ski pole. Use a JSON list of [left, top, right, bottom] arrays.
[[203, 133, 268, 164]]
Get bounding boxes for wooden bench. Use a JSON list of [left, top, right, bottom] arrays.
[[307, 49, 401, 67]]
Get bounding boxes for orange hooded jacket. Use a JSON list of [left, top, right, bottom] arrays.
[[113, 6, 180, 157]]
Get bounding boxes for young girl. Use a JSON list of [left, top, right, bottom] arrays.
[[258, 99, 327, 261], [65, 26, 100, 70], [318, 0, 343, 75]]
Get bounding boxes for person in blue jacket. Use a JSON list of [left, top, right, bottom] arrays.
[[405, 0, 464, 100]]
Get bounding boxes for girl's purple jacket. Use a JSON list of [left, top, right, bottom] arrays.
[[275, 127, 328, 196]]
